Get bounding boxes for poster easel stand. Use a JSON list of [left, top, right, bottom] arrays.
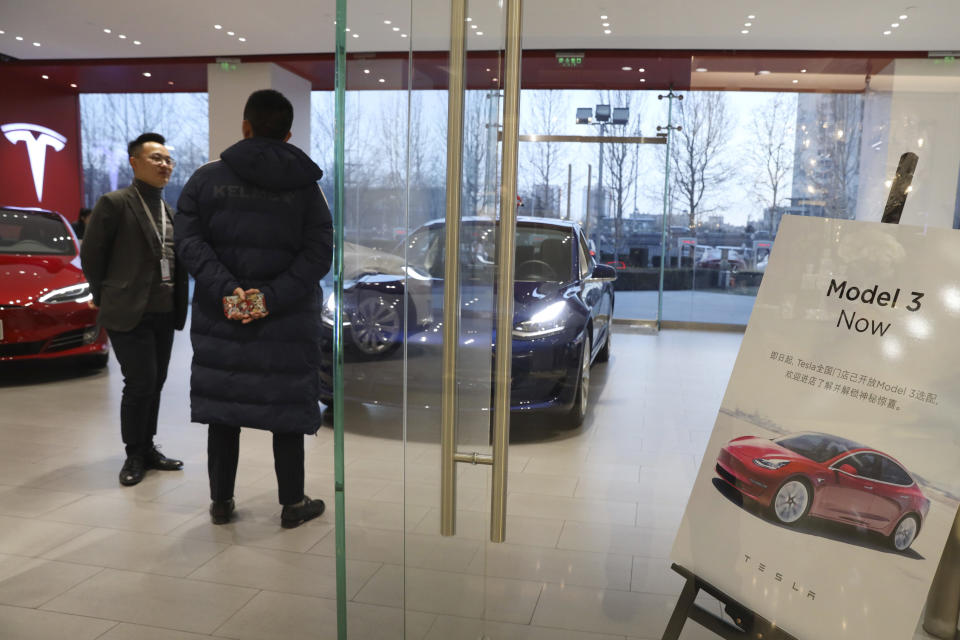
[[662, 153, 921, 640], [660, 564, 798, 640]]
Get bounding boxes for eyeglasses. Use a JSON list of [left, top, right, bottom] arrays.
[[145, 153, 176, 168]]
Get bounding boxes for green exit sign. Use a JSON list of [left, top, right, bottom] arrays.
[[556, 52, 585, 68]]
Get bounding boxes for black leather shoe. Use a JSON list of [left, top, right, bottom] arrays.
[[210, 499, 235, 525], [119, 456, 146, 486], [280, 496, 325, 529], [145, 445, 183, 471]]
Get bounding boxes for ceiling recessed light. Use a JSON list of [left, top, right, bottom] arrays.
[[486, 67, 491, 72], [471, 24, 477, 29], [891, 22, 900, 27], [0, 30, 5, 34], [226, 31, 235, 36], [401, 33, 407, 37], [741, 29, 750, 34], [744, 22, 752, 26], [384, 20, 392, 24], [801, 68, 807, 73], [70, 83, 77, 88], [792, 79, 799, 84], [118, 34, 127, 39], [640, 78, 646, 83], [476, 31, 483, 35], [696, 67, 708, 72], [621, 66, 632, 71], [238, 37, 246, 42], [133, 40, 142, 45], [364, 68, 370, 74], [15, 36, 23, 41], [378, 78, 385, 83], [492, 77, 498, 82], [103, 28, 112, 33], [168, 81, 175, 85], [345, 27, 350, 31], [466, 17, 472, 22], [352, 33, 359, 38], [757, 69, 771, 75], [41, 74, 49, 79], [600, 14, 608, 19], [638, 67, 645, 72], [602, 22, 610, 26], [32, 42, 40, 47], [747, 14, 756, 19], [604, 29, 611, 34], [900, 14, 908, 19], [143, 72, 151, 77], [392, 27, 399, 31], [883, 30, 892, 35], [214, 24, 222, 29]]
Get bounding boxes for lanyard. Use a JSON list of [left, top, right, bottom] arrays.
[[134, 188, 170, 252]]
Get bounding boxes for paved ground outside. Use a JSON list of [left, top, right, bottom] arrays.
[[614, 290, 758, 325]]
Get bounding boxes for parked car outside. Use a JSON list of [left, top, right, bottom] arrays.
[[320, 216, 616, 426], [698, 247, 746, 271], [716, 432, 930, 551], [0, 206, 109, 366]]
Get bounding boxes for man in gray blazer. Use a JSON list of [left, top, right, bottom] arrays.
[[81, 133, 189, 486]]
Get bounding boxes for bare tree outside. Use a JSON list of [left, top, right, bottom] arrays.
[[597, 89, 643, 262], [662, 91, 735, 231], [80, 93, 209, 208], [747, 94, 796, 233], [522, 90, 567, 217], [460, 90, 495, 217]]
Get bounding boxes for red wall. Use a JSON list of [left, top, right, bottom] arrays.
[[0, 69, 83, 222]]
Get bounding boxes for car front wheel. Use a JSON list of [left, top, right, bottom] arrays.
[[890, 514, 920, 551], [349, 294, 402, 357], [771, 479, 811, 524]]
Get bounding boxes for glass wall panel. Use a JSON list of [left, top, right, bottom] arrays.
[[660, 53, 960, 326], [516, 88, 669, 323], [79, 93, 209, 208]]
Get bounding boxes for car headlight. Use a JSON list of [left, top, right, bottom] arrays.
[[753, 458, 791, 470], [321, 292, 350, 327], [513, 301, 567, 339], [38, 283, 92, 304]]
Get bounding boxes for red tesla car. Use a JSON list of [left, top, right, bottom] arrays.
[[716, 432, 930, 551], [0, 207, 109, 366]]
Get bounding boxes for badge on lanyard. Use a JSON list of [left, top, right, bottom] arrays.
[[136, 189, 174, 283]]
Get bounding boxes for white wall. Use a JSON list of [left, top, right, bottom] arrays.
[[856, 59, 960, 229], [207, 62, 312, 160]]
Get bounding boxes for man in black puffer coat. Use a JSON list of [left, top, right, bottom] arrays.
[[175, 89, 333, 528]]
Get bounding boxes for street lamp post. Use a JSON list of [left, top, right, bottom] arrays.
[[576, 104, 628, 251]]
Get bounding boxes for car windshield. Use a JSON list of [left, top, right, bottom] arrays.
[[0, 209, 75, 256], [402, 223, 574, 283], [776, 433, 863, 463]]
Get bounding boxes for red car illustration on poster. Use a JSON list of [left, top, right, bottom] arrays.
[[716, 432, 930, 551]]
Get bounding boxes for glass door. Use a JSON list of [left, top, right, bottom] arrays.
[[335, 1, 678, 638]]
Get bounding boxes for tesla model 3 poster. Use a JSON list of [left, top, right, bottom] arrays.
[[672, 215, 960, 640]]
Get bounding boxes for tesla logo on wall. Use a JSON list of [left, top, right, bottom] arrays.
[[2, 122, 67, 202]]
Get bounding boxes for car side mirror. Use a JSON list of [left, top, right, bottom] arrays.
[[837, 463, 857, 476], [590, 264, 617, 282]]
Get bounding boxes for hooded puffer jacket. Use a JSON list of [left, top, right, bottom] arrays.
[[175, 137, 333, 433]]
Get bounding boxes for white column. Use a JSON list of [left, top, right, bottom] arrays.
[[856, 59, 960, 228], [207, 62, 312, 161]]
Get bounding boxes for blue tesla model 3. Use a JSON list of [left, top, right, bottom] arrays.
[[320, 216, 615, 427]]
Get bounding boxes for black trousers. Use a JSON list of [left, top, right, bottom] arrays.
[[107, 312, 176, 457], [208, 424, 305, 506]]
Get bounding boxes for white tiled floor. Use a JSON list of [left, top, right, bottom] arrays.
[[0, 327, 788, 639]]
